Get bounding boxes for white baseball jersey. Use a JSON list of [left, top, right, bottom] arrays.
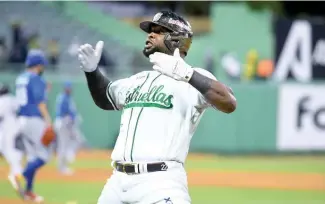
[[0, 94, 19, 119], [107, 68, 217, 164], [0, 94, 19, 144]]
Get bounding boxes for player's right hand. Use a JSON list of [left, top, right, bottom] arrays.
[[78, 41, 104, 72]]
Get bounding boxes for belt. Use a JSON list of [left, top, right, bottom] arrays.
[[113, 161, 169, 175]]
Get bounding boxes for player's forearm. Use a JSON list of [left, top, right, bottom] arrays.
[[84, 68, 115, 110], [38, 102, 52, 125], [188, 71, 236, 113]]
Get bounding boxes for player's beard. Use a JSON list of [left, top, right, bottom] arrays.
[[142, 44, 171, 58], [38, 70, 44, 76]]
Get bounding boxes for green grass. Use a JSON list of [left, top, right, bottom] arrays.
[[0, 181, 103, 204], [185, 158, 325, 173], [190, 187, 325, 204], [1, 154, 325, 203], [1, 181, 324, 204]]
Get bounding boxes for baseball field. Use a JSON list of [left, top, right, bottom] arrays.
[[0, 150, 324, 204]]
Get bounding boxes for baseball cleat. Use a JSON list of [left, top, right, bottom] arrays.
[[8, 174, 25, 199], [24, 191, 44, 203]]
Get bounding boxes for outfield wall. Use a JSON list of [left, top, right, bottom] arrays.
[[2, 74, 324, 153]]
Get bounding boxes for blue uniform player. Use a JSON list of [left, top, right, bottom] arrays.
[[11, 49, 53, 203], [54, 81, 86, 175]]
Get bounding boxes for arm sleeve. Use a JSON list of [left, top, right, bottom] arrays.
[[190, 68, 218, 108], [106, 77, 133, 110], [190, 68, 236, 109], [84, 68, 113, 110]]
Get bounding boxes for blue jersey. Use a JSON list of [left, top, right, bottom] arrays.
[[15, 71, 46, 117], [55, 93, 77, 120]]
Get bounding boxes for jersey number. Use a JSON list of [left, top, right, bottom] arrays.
[[161, 163, 168, 171], [16, 87, 28, 106]]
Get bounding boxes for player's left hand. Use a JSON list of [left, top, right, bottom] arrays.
[[78, 41, 104, 72], [41, 126, 56, 147], [149, 48, 194, 82]]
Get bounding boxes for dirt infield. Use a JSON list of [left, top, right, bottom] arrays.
[[1, 150, 324, 192], [1, 168, 321, 191], [0, 199, 26, 204]]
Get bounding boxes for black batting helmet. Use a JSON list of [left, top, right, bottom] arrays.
[[140, 11, 193, 56], [0, 83, 9, 95]]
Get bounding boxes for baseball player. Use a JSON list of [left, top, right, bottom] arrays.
[[78, 11, 236, 204], [0, 84, 24, 181], [54, 81, 85, 175], [11, 49, 55, 203]]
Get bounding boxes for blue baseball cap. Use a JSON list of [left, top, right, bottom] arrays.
[[64, 81, 72, 89], [25, 49, 48, 68]]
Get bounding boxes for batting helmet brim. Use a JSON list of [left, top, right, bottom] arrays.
[[140, 21, 173, 34], [140, 21, 156, 33]]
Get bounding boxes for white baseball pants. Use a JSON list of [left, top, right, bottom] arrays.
[[0, 115, 23, 176], [18, 116, 49, 162], [54, 117, 85, 171], [97, 161, 191, 204]]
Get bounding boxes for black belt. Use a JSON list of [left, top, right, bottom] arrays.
[[114, 161, 169, 175]]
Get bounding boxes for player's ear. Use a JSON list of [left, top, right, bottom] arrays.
[[180, 51, 186, 59]]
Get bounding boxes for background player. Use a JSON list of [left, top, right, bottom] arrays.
[[54, 81, 85, 175], [78, 11, 236, 204], [0, 83, 24, 183], [13, 49, 55, 203]]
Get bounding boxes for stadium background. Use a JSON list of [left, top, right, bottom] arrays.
[[0, 1, 324, 203]]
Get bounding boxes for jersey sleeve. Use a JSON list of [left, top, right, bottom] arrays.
[[106, 77, 133, 110], [190, 68, 218, 109]]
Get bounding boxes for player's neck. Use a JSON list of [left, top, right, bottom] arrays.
[[26, 68, 39, 75]]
